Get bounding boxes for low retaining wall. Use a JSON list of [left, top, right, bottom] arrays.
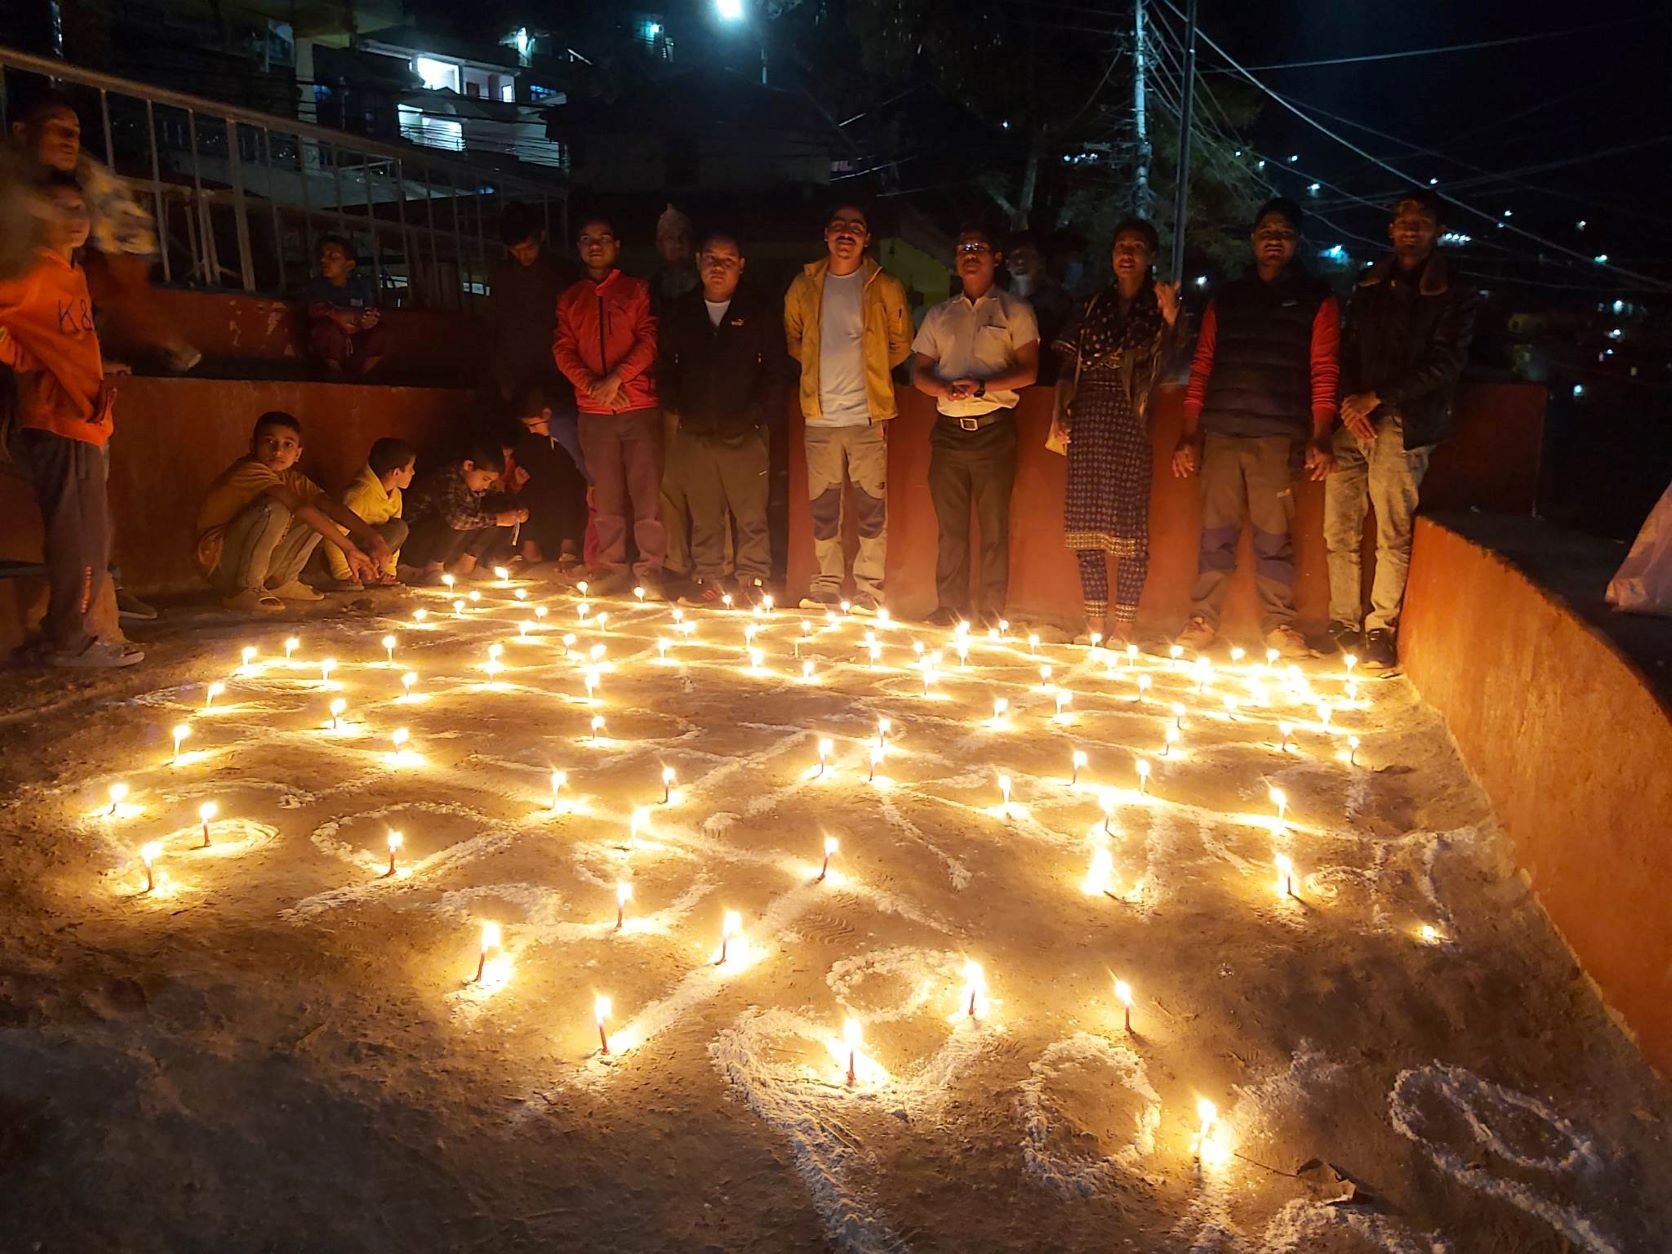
[[1401, 515, 1672, 1075], [1, 377, 1542, 647]]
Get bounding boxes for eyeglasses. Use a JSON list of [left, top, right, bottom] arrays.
[[956, 242, 993, 255]]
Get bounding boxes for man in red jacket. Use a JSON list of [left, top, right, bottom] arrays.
[[554, 214, 664, 597]]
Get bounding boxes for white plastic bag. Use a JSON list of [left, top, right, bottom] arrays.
[[1606, 478, 1672, 616]]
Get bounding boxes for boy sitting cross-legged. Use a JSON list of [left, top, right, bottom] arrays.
[[324, 435, 415, 588], [193, 411, 388, 613]]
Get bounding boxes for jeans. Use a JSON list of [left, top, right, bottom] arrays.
[[660, 409, 692, 578], [927, 415, 1016, 614], [1189, 433, 1299, 631], [579, 407, 665, 578], [1324, 417, 1431, 633], [804, 422, 887, 598]]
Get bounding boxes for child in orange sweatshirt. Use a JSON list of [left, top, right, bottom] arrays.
[[0, 174, 141, 667]]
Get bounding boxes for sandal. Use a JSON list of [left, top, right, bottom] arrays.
[[223, 589, 284, 614]]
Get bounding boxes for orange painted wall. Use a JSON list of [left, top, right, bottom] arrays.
[[1401, 518, 1672, 1075]]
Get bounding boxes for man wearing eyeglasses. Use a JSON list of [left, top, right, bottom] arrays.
[[911, 224, 1040, 628], [1173, 197, 1340, 658], [784, 203, 911, 615]]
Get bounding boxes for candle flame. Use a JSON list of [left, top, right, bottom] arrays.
[[1114, 978, 1133, 1008], [723, 910, 742, 939], [824, 834, 839, 856], [481, 921, 501, 953], [388, 830, 403, 851], [616, 881, 631, 906], [401, 671, 417, 691], [1083, 847, 1115, 895], [198, 801, 218, 822], [595, 993, 612, 1024], [141, 840, 162, 866], [843, 1017, 863, 1047]]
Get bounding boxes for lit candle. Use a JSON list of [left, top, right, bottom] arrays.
[[595, 612, 609, 628], [107, 782, 129, 816], [240, 645, 257, 669], [198, 800, 217, 847], [1071, 749, 1088, 786], [576, 580, 589, 596], [1099, 789, 1115, 835], [1136, 674, 1152, 701], [329, 697, 346, 730], [1316, 702, 1334, 729], [284, 636, 299, 660], [992, 697, 1008, 726], [382, 634, 397, 663], [385, 830, 402, 877], [468, 591, 482, 606], [844, 1017, 863, 1086], [963, 959, 986, 1018], [1172, 703, 1186, 731], [817, 834, 838, 882], [1125, 643, 1138, 667], [584, 671, 598, 701], [720, 910, 741, 964], [657, 637, 670, 660], [1114, 978, 1134, 1033], [1162, 726, 1180, 757], [1196, 1099, 1217, 1159], [1418, 923, 1442, 944], [1275, 851, 1295, 898], [867, 640, 881, 667], [171, 723, 191, 763], [577, 601, 591, 620], [802, 658, 816, 683], [534, 605, 548, 620], [998, 773, 1012, 811], [761, 593, 774, 611], [453, 599, 466, 616], [1278, 722, 1293, 752], [320, 658, 336, 685], [596, 994, 613, 1054], [661, 765, 676, 804], [1230, 645, 1245, 665], [415, 608, 429, 623], [1344, 652, 1358, 676], [1194, 658, 1211, 693], [1084, 845, 1115, 895], [998, 618, 1010, 636], [391, 727, 410, 755], [634, 585, 646, 603], [722, 593, 734, 609], [1136, 758, 1152, 794], [204, 681, 225, 709], [615, 880, 631, 930], [515, 588, 528, 602], [1039, 663, 1053, 685], [1348, 735, 1361, 767], [1169, 644, 1184, 667], [745, 624, 759, 645], [590, 715, 605, 742], [484, 659, 503, 682], [748, 646, 764, 670], [140, 840, 161, 892], [550, 770, 566, 810], [1027, 632, 1040, 655], [1346, 680, 1359, 702], [517, 621, 532, 640], [1055, 690, 1071, 719], [956, 639, 970, 666], [1269, 786, 1287, 824], [401, 671, 417, 696], [921, 665, 936, 696], [1089, 630, 1103, 650], [839, 599, 852, 616], [816, 737, 834, 777], [876, 718, 891, 749], [441, 572, 456, 590], [868, 745, 883, 782], [475, 921, 501, 982], [1265, 647, 1279, 669]]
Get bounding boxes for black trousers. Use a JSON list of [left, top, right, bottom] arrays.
[[13, 428, 109, 652], [928, 415, 1017, 614], [403, 514, 502, 569]]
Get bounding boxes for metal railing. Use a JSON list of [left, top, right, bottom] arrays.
[[0, 44, 569, 311]]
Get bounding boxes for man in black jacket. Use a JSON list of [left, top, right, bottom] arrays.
[[1326, 189, 1479, 668], [658, 230, 790, 605]]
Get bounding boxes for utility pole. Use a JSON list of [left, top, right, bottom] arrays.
[[1169, 0, 1198, 282], [1133, 0, 1152, 219]]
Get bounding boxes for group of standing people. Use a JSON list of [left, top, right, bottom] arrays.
[[475, 186, 1477, 669]]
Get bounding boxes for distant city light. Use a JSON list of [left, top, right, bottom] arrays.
[[1593, 254, 1609, 265], [1001, 120, 1010, 130], [1607, 328, 1624, 340], [1439, 231, 1472, 246], [1571, 384, 1587, 399], [646, 20, 662, 36], [1195, 275, 1209, 288], [1256, 159, 1267, 170], [1320, 244, 1347, 262], [1427, 177, 1439, 186], [1611, 299, 1626, 314], [716, 0, 745, 19], [1287, 153, 1298, 163], [1577, 219, 1587, 230], [1308, 182, 1321, 194]]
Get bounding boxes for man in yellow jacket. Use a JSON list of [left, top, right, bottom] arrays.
[[784, 203, 911, 614]]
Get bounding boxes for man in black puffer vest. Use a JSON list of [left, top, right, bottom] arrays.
[[1326, 189, 1479, 670], [1174, 198, 1340, 658], [658, 229, 791, 606]]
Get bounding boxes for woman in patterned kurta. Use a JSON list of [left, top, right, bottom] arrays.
[[1051, 219, 1181, 643]]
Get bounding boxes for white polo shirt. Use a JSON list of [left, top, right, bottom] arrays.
[[911, 286, 1040, 417]]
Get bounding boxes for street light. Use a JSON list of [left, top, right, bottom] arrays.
[[716, 0, 745, 20]]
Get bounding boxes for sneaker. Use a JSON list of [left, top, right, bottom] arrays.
[[46, 639, 144, 668], [116, 588, 159, 621], [1327, 621, 1362, 654], [850, 593, 883, 617], [1361, 628, 1399, 669], [925, 606, 964, 628], [798, 589, 841, 611], [1175, 615, 1216, 651], [222, 588, 284, 614], [267, 580, 324, 602], [1265, 624, 1312, 659]]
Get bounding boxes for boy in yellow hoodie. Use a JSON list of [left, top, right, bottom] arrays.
[[0, 174, 141, 668], [325, 437, 414, 587]]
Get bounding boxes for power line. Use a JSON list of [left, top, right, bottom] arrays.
[[1152, 0, 1672, 293], [1227, 13, 1665, 72]]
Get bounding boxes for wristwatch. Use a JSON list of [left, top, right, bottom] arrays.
[[974, 381, 987, 399]]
